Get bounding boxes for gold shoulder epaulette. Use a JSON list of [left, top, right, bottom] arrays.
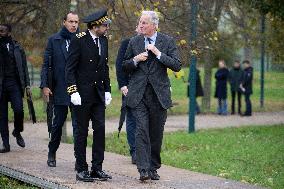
[[76, 32, 86, 38]]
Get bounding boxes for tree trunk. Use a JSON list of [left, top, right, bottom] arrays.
[[202, 51, 213, 111]]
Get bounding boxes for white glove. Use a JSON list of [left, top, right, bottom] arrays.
[[120, 86, 128, 96], [105, 92, 112, 106], [71, 92, 81, 105]]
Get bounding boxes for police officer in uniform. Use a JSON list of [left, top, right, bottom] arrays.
[[0, 24, 31, 153], [65, 9, 112, 182]]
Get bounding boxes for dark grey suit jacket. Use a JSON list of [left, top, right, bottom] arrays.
[[122, 32, 181, 109]]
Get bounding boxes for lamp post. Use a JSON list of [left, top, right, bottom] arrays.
[[188, 0, 198, 133], [260, 13, 265, 108]]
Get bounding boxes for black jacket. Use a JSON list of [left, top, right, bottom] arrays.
[[115, 38, 131, 89], [122, 32, 181, 109], [40, 32, 72, 105], [228, 67, 243, 92], [214, 67, 229, 99], [0, 40, 30, 98], [242, 66, 253, 95], [65, 31, 111, 103]]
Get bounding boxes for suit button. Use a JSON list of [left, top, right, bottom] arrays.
[[96, 71, 98, 73], [90, 59, 93, 62], [94, 82, 97, 84], [102, 81, 104, 83]]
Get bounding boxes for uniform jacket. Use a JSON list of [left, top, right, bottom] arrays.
[[228, 67, 243, 92], [122, 32, 182, 109], [40, 32, 72, 105], [214, 67, 229, 99], [65, 30, 111, 103], [242, 66, 253, 95], [115, 38, 130, 89], [0, 40, 30, 98]]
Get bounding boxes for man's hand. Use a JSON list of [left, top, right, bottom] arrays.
[[42, 87, 52, 102], [146, 44, 161, 57], [26, 86, 32, 98], [120, 86, 128, 96], [71, 92, 81, 105], [133, 52, 148, 63], [105, 92, 112, 106]]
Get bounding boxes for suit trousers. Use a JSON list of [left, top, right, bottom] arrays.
[[126, 108, 136, 157], [244, 94, 252, 115], [131, 84, 167, 171], [73, 101, 105, 172], [231, 91, 242, 114], [0, 79, 24, 148], [48, 105, 77, 154]]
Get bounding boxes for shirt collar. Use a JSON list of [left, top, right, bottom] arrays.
[[144, 32, 157, 42], [89, 30, 99, 40]]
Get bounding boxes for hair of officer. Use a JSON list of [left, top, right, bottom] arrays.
[[0, 24, 12, 32], [235, 60, 240, 64], [63, 11, 78, 21], [141, 11, 159, 28], [243, 60, 250, 64]]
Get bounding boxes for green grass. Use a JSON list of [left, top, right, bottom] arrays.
[[80, 125, 284, 189], [0, 174, 38, 189], [9, 67, 284, 121]]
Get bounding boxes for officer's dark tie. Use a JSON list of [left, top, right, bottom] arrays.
[[95, 38, 99, 49], [147, 38, 155, 67]]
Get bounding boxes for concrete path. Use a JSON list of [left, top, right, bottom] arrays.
[[1, 112, 282, 188]]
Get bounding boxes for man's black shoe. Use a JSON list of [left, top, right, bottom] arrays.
[[47, 152, 56, 167], [90, 170, 111, 181], [149, 170, 160, 180], [241, 113, 252, 117], [76, 171, 94, 182], [12, 131, 25, 148], [0, 146, 10, 153], [139, 169, 150, 181]]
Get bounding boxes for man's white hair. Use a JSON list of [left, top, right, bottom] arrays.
[[141, 11, 159, 27]]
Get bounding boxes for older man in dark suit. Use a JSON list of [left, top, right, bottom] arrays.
[[123, 11, 181, 181]]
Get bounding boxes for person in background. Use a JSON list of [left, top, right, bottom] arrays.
[[115, 26, 141, 165], [240, 60, 253, 116], [0, 24, 31, 153], [187, 68, 204, 114], [228, 60, 243, 115], [40, 12, 79, 167], [214, 60, 229, 115]]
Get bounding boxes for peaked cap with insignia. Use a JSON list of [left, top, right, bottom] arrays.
[[83, 9, 111, 26]]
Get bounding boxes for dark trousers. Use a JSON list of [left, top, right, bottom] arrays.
[[244, 93, 252, 115], [48, 105, 77, 154], [231, 91, 242, 114], [0, 79, 23, 148], [73, 102, 105, 172], [131, 84, 167, 171], [126, 108, 136, 156]]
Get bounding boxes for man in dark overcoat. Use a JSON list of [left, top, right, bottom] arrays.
[[123, 11, 181, 181], [40, 12, 79, 167], [65, 9, 112, 182], [0, 24, 31, 153]]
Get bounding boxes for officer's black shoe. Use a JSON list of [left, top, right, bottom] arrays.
[[139, 169, 150, 181], [90, 170, 111, 181], [47, 152, 56, 167], [0, 145, 10, 153], [12, 131, 25, 148], [241, 113, 252, 117], [76, 171, 94, 182], [149, 170, 160, 180]]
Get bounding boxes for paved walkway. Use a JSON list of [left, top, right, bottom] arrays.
[[2, 111, 283, 188]]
